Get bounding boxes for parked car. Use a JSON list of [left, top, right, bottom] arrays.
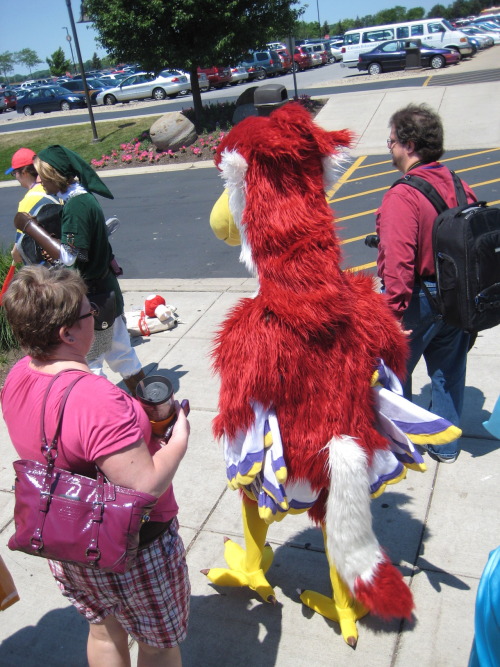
[[461, 25, 500, 44], [0, 88, 17, 111], [177, 70, 210, 92], [59, 78, 112, 103], [274, 47, 293, 73], [310, 43, 330, 65], [325, 41, 343, 62], [97, 73, 128, 83], [229, 65, 249, 85], [293, 46, 313, 72], [460, 28, 494, 47], [16, 85, 86, 115], [357, 39, 460, 75], [197, 66, 231, 89], [240, 50, 283, 79], [302, 45, 324, 67], [95, 71, 189, 105]]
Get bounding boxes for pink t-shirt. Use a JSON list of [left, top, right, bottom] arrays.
[[1, 357, 177, 522]]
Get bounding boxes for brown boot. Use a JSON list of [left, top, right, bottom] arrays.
[[123, 369, 146, 396]]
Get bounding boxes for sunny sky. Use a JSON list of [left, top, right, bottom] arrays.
[[3, 0, 443, 77]]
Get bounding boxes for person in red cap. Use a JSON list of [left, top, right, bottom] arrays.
[[7, 148, 61, 263]]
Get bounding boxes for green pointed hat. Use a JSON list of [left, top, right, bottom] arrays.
[[38, 145, 113, 199]]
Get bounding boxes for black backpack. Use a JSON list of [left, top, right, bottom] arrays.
[[392, 170, 500, 333]]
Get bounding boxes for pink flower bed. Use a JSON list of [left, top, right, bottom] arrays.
[[90, 131, 227, 169]]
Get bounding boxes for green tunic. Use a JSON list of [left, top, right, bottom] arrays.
[[61, 192, 124, 316]]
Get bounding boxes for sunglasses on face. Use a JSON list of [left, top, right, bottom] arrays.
[[76, 302, 99, 321]]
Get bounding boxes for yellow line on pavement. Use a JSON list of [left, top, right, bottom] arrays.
[[348, 261, 377, 273], [346, 148, 500, 177], [456, 161, 500, 174], [345, 167, 397, 181], [332, 186, 388, 202], [336, 209, 378, 221], [422, 75, 433, 87], [339, 233, 370, 245], [470, 179, 500, 188], [327, 155, 366, 201]]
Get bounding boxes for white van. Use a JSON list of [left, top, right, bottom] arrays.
[[341, 18, 472, 67]]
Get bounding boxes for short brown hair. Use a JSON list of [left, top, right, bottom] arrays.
[[33, 157, 72, 193], [390, 103, 444, 163], [3, 266, 87, 360]]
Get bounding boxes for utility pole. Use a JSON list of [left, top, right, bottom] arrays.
[[64, 0, 100, 142], [62, 26, 77, 75]]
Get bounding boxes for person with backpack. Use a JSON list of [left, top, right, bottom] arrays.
[[376, 103, 477, 464]]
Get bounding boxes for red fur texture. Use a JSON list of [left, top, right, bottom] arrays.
[[212, 103, 411, 618], [354, 558, 414, 621]]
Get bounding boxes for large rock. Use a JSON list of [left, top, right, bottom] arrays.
[[150, 112, 197, 152]]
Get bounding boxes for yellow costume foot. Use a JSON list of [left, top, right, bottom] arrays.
[[202, 537, 276, 603], [299, 589, 368, 647]]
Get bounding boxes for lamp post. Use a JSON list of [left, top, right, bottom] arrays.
[[316, 0, 322, 37], [62, 26, 77, 75], [64, 0, 100, 142]]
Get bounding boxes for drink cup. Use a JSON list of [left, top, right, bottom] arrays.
[[136, 375, 176, 436]]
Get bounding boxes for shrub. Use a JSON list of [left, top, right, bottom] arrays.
[[0, 250, 19, 353]]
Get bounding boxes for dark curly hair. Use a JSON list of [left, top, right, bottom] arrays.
[[389, 103, 444, 163]]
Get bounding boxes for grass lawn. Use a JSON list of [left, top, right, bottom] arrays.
[[0, 116, 163, 182]]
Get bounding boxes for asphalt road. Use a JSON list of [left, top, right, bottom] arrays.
[[2, 148, 499, 279]]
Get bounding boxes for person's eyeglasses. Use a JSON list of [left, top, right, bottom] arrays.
[[387, 137, 398, 148], [10, 169, 21, 178], [76, 302, 99, 321]]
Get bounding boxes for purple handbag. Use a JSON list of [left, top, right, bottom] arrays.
[[8, 371, 157, 574]]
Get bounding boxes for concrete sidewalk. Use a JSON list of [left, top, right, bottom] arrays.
[[1, 278, 499, 666]]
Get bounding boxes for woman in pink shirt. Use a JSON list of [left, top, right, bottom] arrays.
[[1, 266, 190, 667]]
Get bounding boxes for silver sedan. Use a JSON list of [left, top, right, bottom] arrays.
[[95, 71, 190, 105]]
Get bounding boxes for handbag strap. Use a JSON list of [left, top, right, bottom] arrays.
[[40, 370, 88, 463]]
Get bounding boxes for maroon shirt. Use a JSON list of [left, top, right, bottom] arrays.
[[376, 162, 476, 318]]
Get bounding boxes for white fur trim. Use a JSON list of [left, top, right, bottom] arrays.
[[325, 436, 385, 590], [219, 149, 258, 278], [322, 149, 351, 193]]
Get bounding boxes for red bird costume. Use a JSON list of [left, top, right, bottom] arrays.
[[205, 103, 461, 646]]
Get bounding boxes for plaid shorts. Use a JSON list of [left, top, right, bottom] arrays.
[[48, 517, 190, 648]]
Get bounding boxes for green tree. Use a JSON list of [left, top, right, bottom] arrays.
[[0, 52, 15, 84], [15, 48, 42, 75], [406, 7, 426, 20], [321, 20, 330, 37], [83, 0, 303, 129], [91, 52, 102, 70], [46, 47, 72, 77]]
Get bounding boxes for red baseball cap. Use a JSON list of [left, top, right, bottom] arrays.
[[5, 148, 36, 175]]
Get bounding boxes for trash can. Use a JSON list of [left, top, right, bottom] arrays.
[[405, 39, 422, 70], [254, 84, 289, 116]]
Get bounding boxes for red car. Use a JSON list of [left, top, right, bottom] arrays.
[[0, 88, 17, 111], [197, 66, 231, 89], [275, 47, 293, 73], [293, 46, 313, 72]]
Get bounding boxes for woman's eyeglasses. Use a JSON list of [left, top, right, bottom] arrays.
[[76, 303, 99, 321]]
